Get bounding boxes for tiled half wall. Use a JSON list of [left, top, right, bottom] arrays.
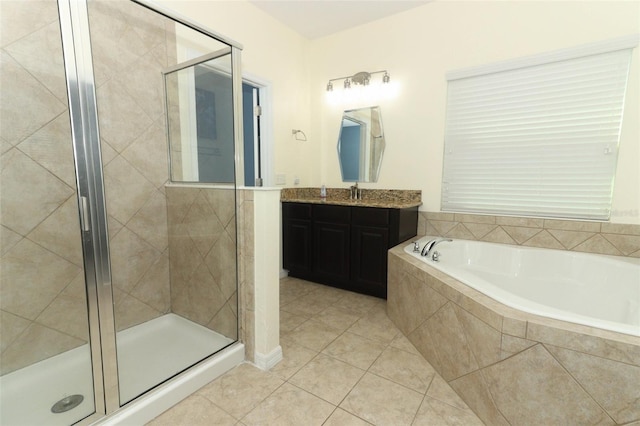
[[418, 212, 640, 257], [387, 248, 640, 425]]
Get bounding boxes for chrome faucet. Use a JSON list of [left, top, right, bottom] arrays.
[[421, 238, 453, 260]]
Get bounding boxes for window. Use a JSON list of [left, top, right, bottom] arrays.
[[441, 36, 637, 220]]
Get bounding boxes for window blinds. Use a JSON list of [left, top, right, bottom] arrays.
[[441, 38, 636, 220]]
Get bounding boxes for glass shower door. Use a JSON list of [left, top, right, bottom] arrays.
[[85, 0, 239, 406], [0, 1, 97, 424]]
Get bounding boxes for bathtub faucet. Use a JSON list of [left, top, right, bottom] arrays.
[[421, 238, 453, 260]]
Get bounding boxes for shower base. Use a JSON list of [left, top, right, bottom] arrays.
[[0, 313, 235, 426]]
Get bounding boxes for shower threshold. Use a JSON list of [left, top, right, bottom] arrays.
[[0, 313, 234, 426]]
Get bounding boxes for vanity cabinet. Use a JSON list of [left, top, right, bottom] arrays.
[[282, 202, 418, 298]]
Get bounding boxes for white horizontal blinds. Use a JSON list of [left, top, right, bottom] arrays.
[[442, 47, 633, 220]]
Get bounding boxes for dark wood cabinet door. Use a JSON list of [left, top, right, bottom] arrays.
[[351, 225, 389, 298], [283, 219, 313, 275], [313, 221, 350, 286]]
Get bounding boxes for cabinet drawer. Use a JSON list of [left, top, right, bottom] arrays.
[[284, 202, 312, 220], [352, 207, 389, 227], [314, 204, 350, 224]]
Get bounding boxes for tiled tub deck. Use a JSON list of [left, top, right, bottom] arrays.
[[387, 246, 640, 425]]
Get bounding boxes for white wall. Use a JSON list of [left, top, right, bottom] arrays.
[[159, 0, 640, 225], [310, 0, 640, 224], [159, 0, 318, 187]]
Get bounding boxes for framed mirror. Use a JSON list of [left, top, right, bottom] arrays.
[[337, 106, 385, 182]]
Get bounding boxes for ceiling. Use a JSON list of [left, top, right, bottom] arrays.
[[248, 0, 432, 39]]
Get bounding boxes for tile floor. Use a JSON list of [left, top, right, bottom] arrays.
[[147, 277, 484, 425]]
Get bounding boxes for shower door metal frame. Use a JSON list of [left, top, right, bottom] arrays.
[[57, 0, 245, 421]]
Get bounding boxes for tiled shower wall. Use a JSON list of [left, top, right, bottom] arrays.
[[419, 211, 640, 257], [165, 186, 238, 341], [88, 0, 177, 332], [0, 1, 89, 374], [0, 0, 177, 374]]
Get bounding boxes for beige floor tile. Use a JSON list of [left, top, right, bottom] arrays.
[[369, 346, 436, 393], [322, 332, 386, 370], [148, 394, 237, 426], [389, 333, 421, 356], [283, 319, 341, 352], [347, 316, 399, 344], [241, 382, 334, 426], [340, 372, 424, 426], [323, 408, 372, 426], [289, 353, 365, 405], [312, 305, 360, 332], [279, 310, 309, 334], [196, 363, 283, 419], [413, 396, 484, 426], [270, 340, 317, 380]]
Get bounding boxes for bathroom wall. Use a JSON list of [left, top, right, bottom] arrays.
[[159, 0, 316, 188], [309, 0, 640, 225], [0, 0, 89, 374]]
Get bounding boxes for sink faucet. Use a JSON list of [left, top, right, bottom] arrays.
[[421, 238, 453, 259]]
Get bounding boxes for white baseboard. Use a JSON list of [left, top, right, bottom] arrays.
[[279, 269, 288, 279], [254, 345, 283, 371]]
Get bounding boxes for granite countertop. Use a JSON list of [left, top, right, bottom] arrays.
[[281, 187, 422, 209]]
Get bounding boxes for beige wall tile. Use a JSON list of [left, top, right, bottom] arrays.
[[501, 225, 542, 244], [501, 317, 527, 338], [522, 229, 564, 249], [0, 323, 83, 374], [114, 294, 161, 331], [453, 305, 502, 368], [544, 219, 601, 232], [449, 370, 509, 426], [547, 229, 595, 249], [4, 21, 67, 104], [573, 234, 623, 256], [454, 213, 496, 224], [0, 238, 79, 320], [500, 334, 536, 358], [0, 1, 58, 48], [425, 302, 479, 381], [0, 310, 30, 352], [495, 216, 544, 228], [35, 293, 89, 341], [103, 155, 156, 224], [0, 51, 66, 145], [110, 226, 161, 293], [527, 322, 640, 367], [482, 344, 613, 425], [387, 268, 446, 335], [548, 344, 640, 424], [27, 195, 83, 267], [121, 120, 169, 189], [0, 225, 21, 256], [602, 233, 640, 256], [464, 223, 497, 239], [601, 222, 640, 236], [17, 113, 76, 186], [480, 227, 516, 245], [429, 220, 457, 236], [130, 251, 170, 313], [414, 396, 484, 426], [1, 148, 74, 235], [445, 223, 476, 240]]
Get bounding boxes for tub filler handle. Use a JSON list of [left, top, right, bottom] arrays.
[[421, 238, 453, 260]]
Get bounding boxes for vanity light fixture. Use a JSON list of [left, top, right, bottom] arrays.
[[326, 70, 390, 92]]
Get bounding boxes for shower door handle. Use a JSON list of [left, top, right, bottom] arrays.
[[79, 196, 90, 232]]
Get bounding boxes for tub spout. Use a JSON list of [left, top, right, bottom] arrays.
[[421, 238, 453, 259]]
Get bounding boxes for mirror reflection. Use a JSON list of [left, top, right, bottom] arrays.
[[337, 106, 385, 182]]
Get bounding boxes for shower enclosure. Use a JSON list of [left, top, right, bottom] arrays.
[[0, 0, 244, 424]]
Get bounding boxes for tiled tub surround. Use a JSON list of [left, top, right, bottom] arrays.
[[387, 246, 640, 425], [418, 211, 640, 258], [281, 187, 422, 208]]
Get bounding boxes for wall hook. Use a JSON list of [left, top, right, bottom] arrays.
[[292, 129, 307, 141]]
